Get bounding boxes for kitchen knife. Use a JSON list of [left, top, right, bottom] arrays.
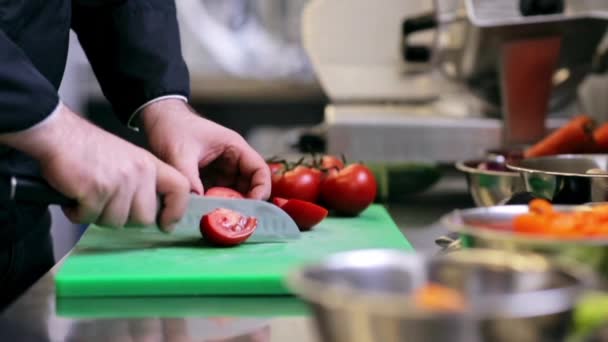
[[0, 174, 301, 241]]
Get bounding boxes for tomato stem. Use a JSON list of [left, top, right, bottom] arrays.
[[281, 160, 290, 171], [341, 153, 347, 165], [311, 151, 319, 168], [319, 166, 341, 174], [294, 156, 306, 167]]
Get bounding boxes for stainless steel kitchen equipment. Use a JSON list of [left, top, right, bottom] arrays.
[[441, 204, 608, 284], [456, 155, 526, 206], [302, 0, 608, 163], [286, 248, 590, 342], [507, 154, 608, 204]]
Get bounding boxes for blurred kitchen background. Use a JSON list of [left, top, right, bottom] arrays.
[[52, 0, 608, 258]]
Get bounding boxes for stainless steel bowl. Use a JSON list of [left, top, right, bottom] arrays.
[[456, 158, 526, 207], [441, 205, 605, 285], [507, 154, 608, 204], [286, 248, 589, 342]]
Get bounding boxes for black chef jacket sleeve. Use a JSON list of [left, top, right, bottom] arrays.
[[71, 0, 191, 129], [0, 30, 60, 134]]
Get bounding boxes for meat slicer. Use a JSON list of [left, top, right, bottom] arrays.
[[301, 0, 608, 163]]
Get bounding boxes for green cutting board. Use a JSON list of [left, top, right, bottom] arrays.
[[55, 204, 413, 297]]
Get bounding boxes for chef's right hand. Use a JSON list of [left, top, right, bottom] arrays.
[[0, 103, 190, 232]]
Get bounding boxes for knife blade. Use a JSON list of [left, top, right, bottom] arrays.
[[0, 174, 301, 241], [175, 194, 301, 241]]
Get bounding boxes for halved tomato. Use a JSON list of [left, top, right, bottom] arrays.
[[205, 187, 244, 199], [272, 197, 289, 207], [199, 208, 257, 246], [279, 199, 328, 231]]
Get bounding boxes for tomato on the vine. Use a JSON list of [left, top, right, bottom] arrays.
[[268, 162, 284, 175], [271, 165, 322, 203], [320, 163, 377, 216], [320, 155, 344, 170]]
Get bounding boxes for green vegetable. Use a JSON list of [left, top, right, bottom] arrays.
[[571, 292, 608, 340], [366, 162, 442, 202]]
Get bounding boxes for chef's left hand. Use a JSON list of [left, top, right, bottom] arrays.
[[140, 99, 271, 200]]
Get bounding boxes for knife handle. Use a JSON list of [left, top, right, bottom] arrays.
[[0, 174, 76, 206]]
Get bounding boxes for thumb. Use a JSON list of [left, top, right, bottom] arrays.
[[170, 155, 204, 195], [155, 159, 190, 232]]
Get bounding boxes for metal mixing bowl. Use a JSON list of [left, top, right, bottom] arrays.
[[286, 249, 589, 342], [507, 154, 608, 204], [456, 158, 526, 207], [441, 205, 605, 284]]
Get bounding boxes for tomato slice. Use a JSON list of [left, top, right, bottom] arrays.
[[199, 208, 257, 246], [272, 197, 288, 207], [205, 187, 244, 199], [279, 199, 328, 231]]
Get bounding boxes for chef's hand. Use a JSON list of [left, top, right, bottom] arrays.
[[0, 103, 190, 231], [140, 99, 271, 200]]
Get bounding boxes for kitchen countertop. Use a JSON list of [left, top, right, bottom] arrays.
[[0, 172, 473, 342]]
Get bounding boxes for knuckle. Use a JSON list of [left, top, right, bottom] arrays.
[[118, 164, 131, 180], [231, 132, 246, 145], [134, 155, 153, 174], [90, 177, 112, 199]]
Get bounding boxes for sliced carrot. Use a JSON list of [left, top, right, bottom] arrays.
[[593, 223, 608, 237], [548, 214, 577, 234], [524, 115, 595, 158], [412, 283, 466, 312], [513, 213, 545, 233], [593, 123, 608, 151], [513, 200, 608, 238], [529, 198, 553, 215]]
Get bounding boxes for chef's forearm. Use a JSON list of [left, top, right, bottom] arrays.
[[0, 102, 84, 163]]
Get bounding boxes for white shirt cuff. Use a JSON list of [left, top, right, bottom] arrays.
[[20, 99, 63, 134], [127, 95, 188, 131]]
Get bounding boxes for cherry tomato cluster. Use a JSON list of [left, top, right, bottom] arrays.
[[268, 154, 377, 230], [198, 154, 377, 247]]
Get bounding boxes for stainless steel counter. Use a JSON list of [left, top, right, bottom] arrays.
[[0, 173, 473, 342]]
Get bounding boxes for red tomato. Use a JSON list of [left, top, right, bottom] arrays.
[[268, 162, 284, 175], [321, 155, 344, 170], [320, 163, 377, 216], [199, 208, 257, 246], [205, 187, 244, 199], [279, 199, 328, 231], [271, 166, 322, 203], [272, 197, 289, 207]]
